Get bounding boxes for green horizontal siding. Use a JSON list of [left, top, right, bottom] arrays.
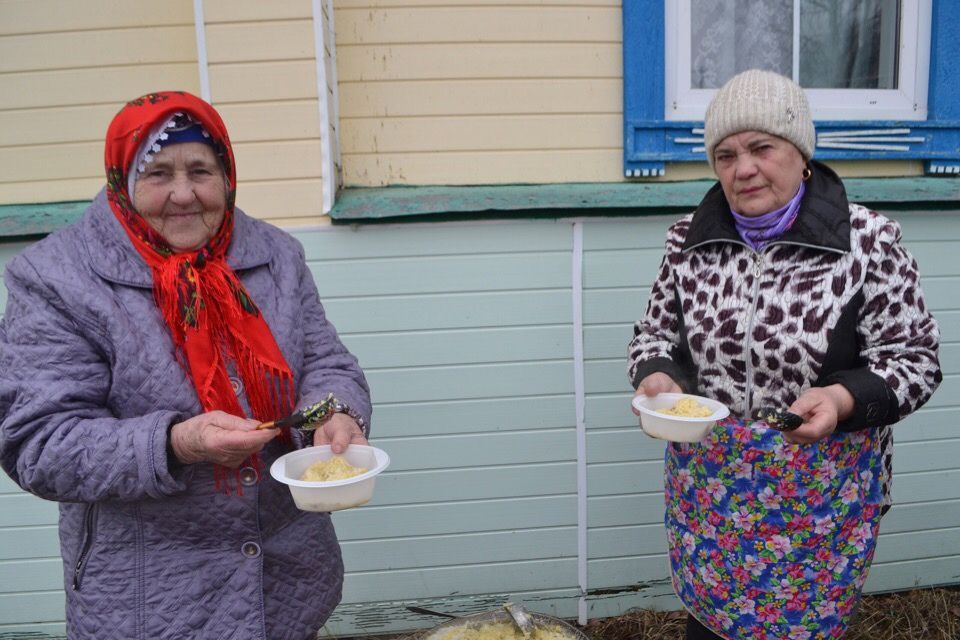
[[328, 180, 960, 222], [370, 396, 575, 438], [366, 463, 576, 506], [325, 290, 573, 333], [0, 558, 61, 592], [579, 210, 960, 600], [0, 493, 58, 527], [0, 212, 957, 637], [311, 252, 573, 298], [334, 495, 577, 542], [379, 430, 577, 474], [347, 325, 573, 368], [0, 202, 87, 238], [365, 361, 575, 403], [4, 176, 960, 238], [880, 500, 960, 534], [0, 526, 59, 560]]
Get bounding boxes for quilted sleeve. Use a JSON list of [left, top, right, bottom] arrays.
[[292, 249, 371, 437], [825, 213, 942, 430], [0, 254, 189, 502], [627, 218, 697, 391]]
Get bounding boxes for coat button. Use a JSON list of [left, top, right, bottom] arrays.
[[241, 542, 261, 558], [229, 377, 243, 395], [239, 467, 258, 486]]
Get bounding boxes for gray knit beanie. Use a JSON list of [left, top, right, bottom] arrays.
[[703, 69, 815, 168]]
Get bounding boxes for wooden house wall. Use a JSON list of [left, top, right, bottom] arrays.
[[335, 0, 625, 186], [1, 212, 957, 636], [0, 0, 199, 205], [0, 0, 925, 215], [0, 0, 333, 224], [202, 0, 329, 222]]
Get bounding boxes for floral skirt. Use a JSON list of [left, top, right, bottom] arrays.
[[665, 418, 884, 640]]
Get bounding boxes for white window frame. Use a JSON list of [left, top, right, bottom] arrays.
[[664, 0, 932, 121]]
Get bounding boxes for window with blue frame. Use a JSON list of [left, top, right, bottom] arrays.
[[623, 0, 960, 177]]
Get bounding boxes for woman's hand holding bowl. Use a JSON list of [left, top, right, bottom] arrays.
[[632, 372, 682, 415], [170, 410, 279, 467], [312, 412, 368, 453]]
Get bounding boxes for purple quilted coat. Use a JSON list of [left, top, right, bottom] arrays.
[[0, 190, 371, 640]]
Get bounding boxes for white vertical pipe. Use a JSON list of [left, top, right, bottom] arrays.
[[572, 221, 588, 625], [192, 0, 211, 101], [792, 0, 801, 82], [312, 0, 338, 214]]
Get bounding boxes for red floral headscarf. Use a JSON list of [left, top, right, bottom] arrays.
[[105, 91, 294, 491]]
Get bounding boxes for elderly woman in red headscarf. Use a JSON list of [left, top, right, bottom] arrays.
[[0, 91, 370, 639]]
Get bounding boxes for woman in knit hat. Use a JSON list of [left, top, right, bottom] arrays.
[[0, 91, 370, 639], [628, 69, 941, 639]]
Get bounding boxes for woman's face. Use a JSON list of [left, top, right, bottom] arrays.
[[132, 142, 227, 252], [713, 131, 806, 217]]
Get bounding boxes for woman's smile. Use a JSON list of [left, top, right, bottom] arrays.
[[132, 142, 227, 252]]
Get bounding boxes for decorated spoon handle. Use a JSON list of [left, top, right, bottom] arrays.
[[757, 407, 804, 432]]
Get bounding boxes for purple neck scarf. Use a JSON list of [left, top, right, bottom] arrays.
[[730, 181, 806, 251]]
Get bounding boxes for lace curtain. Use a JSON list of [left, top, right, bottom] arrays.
[[690, 0, 899, 90]]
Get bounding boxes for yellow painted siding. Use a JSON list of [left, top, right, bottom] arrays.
[[342, 114, 621, 154], [2, 104, 130, 148], [203, 0, 310, 23], [0, 178, 105, 205], [0, 26, 197, 73], [335, 4, 624, 186], [204, 0, 329, 221], [216, 102, 320, 143], [334, 1, 922, 186], [335, 6, 619, 43], [0, 142, 101, 183], [0, 0, 923, 207], [0, 0, 194, 34], [210, 61, 317, 103], [0, 0, 332, 222], [206, 20, 316, 63], [336, 0, 619, 7], [338, 43, 621, 82], [0, 63, 200, 111], [344, 149, 623, 185], [340, 78, 621, 118], [0, 0, 199, 205], [237, 179, 324, 220]]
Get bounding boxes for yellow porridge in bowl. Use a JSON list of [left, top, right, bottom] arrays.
[[430, 622, 571, 640], [656, 396, 713, 417], [300, 456, 368, 482]]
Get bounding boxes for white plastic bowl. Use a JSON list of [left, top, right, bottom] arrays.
[[632, 393, 729, 443], [270, 444, 390, 512]]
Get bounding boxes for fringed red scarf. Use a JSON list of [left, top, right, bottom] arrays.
[[104, 91, 295, 493]]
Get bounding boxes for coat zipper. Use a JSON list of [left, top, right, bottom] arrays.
[[683, 238, 848, 419], [72, 503, 99, 591], [743, 250, 765, 418]]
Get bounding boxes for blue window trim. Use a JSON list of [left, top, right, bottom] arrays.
[[623, 0, 960, 177]]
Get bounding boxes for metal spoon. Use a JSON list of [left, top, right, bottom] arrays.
[[757, 407, 804, 432], [405, 605, 458, 619], [503, 602, 535, 637], [408, 604, 536, 637]]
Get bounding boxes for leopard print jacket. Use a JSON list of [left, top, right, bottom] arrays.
[[628, 162, 942, 505]]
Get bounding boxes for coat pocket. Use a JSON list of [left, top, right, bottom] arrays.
[[71, 503, 99, 591]]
